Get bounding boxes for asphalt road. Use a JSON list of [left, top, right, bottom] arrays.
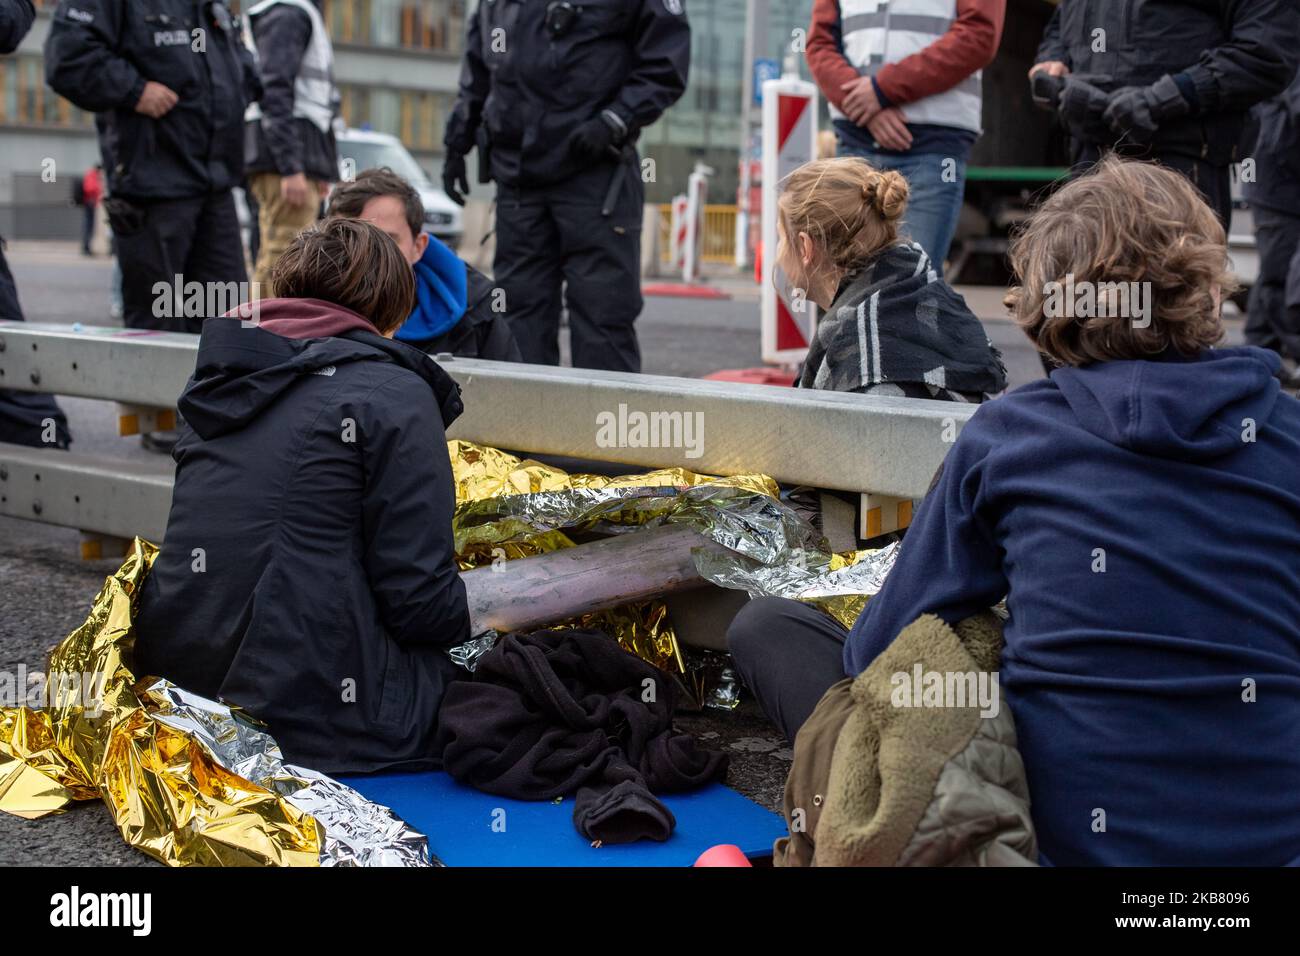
[[0, 244, 1244, 866]]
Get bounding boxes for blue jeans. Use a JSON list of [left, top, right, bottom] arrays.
[[835, 142, 968, 268]]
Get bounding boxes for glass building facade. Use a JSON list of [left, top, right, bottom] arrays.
[[639, 0, 812, 202]]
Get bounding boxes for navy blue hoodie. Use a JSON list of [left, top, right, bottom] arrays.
[[846, 346, 1300, 866]]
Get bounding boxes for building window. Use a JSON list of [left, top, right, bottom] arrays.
[[338, 83, 454, 152], [323, 0, 465, 53], [0, 56, 93, 128]]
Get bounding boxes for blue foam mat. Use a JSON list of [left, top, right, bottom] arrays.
[[336, 770, 784, 867]]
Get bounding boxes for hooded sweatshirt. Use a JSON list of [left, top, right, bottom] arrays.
[[845, 346, 1300, 866], [135, 301, 469, 774]]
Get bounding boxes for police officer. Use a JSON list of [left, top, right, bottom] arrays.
[[0, 0, 71, 449], [45, 1, 260, 336], [1030, 0, 1298, 229], [443, 0, 690, 372]]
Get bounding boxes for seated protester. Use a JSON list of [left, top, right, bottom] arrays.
[[326, 167, 522, 362], [133, 219, 471, 775], [729, 156, 1300, 865], [780, 157, 1006, 401]]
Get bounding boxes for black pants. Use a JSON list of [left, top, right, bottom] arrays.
[[82, 203, 96, 253], [726, 596, 850, 745], [1246, 204, 1300, 362], [493, 154, 644, 371], [0, 240, 71, 448], [111, 191, 247, 333], [1073, 142, 1233, 230]]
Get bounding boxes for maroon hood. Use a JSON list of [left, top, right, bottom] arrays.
[[233, 298, 379, 340]]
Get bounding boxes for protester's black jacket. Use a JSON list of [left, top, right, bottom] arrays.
[[45, 0, 261, 200], [243, 2, 338, 183], [0, 0, 34, 53], [406, 265, 523, 362], [1037, 0, 1300, 164], [134, 316, 471, 775], [444, 0, 690, 187]]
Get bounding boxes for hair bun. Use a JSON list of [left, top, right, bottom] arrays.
[[872, 170, 909, 221]]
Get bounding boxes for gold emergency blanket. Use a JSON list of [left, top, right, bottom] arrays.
[[447, 439, 896, 632], [1, 441, 890, 866], [447, 439, 781, 673], [0, 539, 431, 866]]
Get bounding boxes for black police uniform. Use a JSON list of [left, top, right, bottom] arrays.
[[0, 0, 72, 449], [45, 1, 260, 333], [1037, 0, 1298, 229], [443, 0, 690, 372], [1244, 71, 1300, 366]]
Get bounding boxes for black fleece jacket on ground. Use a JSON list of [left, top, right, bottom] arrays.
[[435, 629, 728, 844]]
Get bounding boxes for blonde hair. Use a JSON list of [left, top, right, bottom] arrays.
[[778, 157, 909, 280], [1006, 155, 1234, 366]]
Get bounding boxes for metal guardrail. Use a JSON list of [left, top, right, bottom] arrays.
[[0, 443, 173, 543], [0, 321, 972, 541]]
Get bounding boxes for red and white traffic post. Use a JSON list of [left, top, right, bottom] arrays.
[[681, 162, 712, 283], [760, 71, 818, 365], [669, 194, 689, 274]]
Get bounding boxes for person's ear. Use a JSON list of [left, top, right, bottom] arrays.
[[412, 229, 429, 263], [798, 231, 815, 269]]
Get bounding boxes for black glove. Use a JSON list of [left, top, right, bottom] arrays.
[[567, 115, 619, 160], [1030, 71, 1065, 112], [442, 152, 469, 206], [1057, 75, 1114, 141], [1103, 75, 1192, 140]]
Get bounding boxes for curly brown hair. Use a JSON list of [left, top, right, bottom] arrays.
[[270, 218, 415, 335], [1006, 155, 1235, 366]]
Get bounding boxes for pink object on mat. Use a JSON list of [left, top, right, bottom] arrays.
[[693, 844, 753, 867]]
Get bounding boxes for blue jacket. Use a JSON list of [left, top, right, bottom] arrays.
[[395, 237, 468, 346], [846, 346, 1300, 866]]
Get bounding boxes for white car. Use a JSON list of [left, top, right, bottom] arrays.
[[334, 128, 463, 248]]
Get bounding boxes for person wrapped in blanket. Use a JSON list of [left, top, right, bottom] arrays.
[[779, 157, 1006, 402], [326, 167, 521, 362]]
